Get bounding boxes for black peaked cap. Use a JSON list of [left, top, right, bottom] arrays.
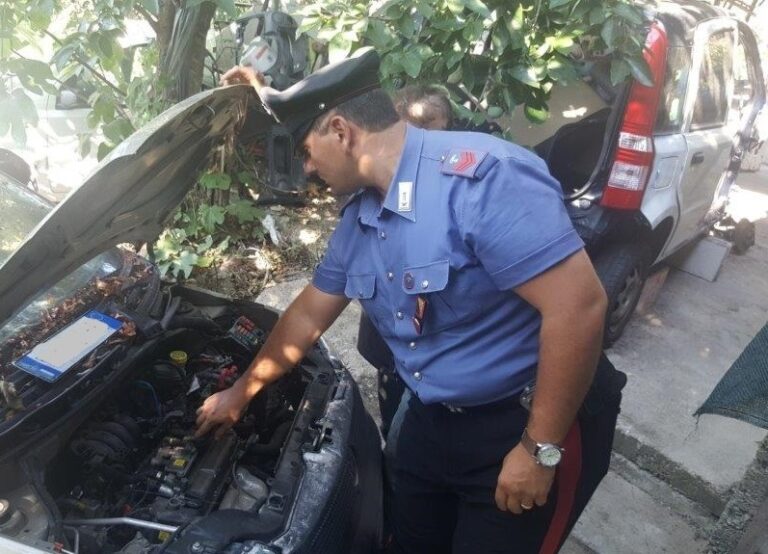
[[259, 48, 381, 145]]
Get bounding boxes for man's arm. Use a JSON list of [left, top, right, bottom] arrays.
[[195, 284, 350, 439], [494, 249, 607, 513]]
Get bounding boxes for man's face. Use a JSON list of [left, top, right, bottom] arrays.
[[300, 121, 359, 196]]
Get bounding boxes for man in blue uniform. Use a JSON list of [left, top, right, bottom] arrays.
[[198, 49, 623, 553]]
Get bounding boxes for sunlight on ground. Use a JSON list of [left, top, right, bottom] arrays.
[[298, 229, 320, 245], [728, 185, 768, 223]]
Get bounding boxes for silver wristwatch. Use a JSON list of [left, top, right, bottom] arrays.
[[520, 428, 564, 467]]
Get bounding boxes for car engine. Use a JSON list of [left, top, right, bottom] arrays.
[[0, 261, 327, 553], [45, 317, 310, 553]]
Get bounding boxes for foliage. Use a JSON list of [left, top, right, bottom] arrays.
[[1, 0, 269, 279], [298, 0, 652, 125], [155, 166, 267, 278]]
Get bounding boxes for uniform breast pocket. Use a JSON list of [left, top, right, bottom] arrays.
[[401, 259, 457, 333], [344, 273, 387, 326]]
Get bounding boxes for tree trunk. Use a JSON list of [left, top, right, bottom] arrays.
[[160, 1, 217, 102], [156, 0, 178, 66]]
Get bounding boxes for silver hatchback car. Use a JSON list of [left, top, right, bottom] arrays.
[[520, 0, 766, 344]]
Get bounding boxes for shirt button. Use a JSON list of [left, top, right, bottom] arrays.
[[413, 372, 422, 381], [421, 280, 429, 289], [379, 231, 387, 240], [396, 311, 404, 320], [409, 341, 416, 350], [387, 271, 394, 281]]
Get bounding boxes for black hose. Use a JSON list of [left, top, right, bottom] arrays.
[[165, 316, 223, 334]]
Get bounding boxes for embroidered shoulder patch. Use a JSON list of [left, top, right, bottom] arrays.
[[441, 149, 488, 178]]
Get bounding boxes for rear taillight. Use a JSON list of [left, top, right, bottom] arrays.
[[601, 22, 668, 210]]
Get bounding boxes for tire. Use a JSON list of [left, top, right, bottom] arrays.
[[592, 243, 650, 347]]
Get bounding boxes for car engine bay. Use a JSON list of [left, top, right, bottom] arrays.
[[0, 252, 339, 553]]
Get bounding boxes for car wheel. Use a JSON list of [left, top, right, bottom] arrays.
[[593, 243, 650, 347]]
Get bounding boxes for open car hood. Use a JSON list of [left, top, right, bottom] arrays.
[[0, 85, 256, 329]]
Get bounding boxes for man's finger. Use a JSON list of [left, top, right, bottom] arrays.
[[214, 422, 232, 440], [195, 419, 214, 439], [494, 486, 507, 511], [534, 493, 548, 507], [506, 497, 523, 515]]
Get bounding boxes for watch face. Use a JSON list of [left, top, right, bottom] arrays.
[[537, 445, 562, 467]]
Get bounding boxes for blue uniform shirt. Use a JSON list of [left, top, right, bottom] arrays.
[[313, 125, 584, 407]]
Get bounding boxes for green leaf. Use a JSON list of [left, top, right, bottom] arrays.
[[27, 0, 54, 29], [609, 58, 631, 85], [401, 50, 423, 78], [12, 89, 38, 127], [227, 199, 262, 224], [509, 65, 540, 87], [195, 235, 214, 254], [200, 205, 226, 234], [626, 55, 654, 87], [366, 19, 396, 50], [464, 0, 491, 18], [102, 117, 134, 143], [97, 141, 114, 161], [199, 171, 232, 190], [446, 65, 463, 84], [549, 0, 571, 9], [601, 19, 616, 48], [588, 7, 606, 25], [613, 3, 644, 25], [328, 35, 352, 63], [487, 106, 503, 118], [176, 250, 199, 279], [524, 104, 549, 123], [446, 0, 465, 16]]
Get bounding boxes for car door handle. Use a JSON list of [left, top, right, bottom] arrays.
[[691, 152, 705, 166]]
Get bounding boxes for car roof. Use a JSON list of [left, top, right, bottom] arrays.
[[653, 0, 731, 44]]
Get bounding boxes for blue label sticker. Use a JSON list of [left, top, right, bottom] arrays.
[[14, 310, 123, 383]]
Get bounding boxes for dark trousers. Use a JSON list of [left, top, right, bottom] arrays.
[[384, 388, 621, 554]]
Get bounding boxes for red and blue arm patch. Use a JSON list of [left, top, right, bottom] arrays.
[[441, 149, 492, 178]]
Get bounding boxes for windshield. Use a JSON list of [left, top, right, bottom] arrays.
[[0, 175, 51, 265], [0, 175, 125, 345], [0, 249, 125, 345]]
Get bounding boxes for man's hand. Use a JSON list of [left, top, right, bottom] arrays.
[[494, 443, 555, 514], [195, 382, 252, 439], [220, 66, 267, 89]]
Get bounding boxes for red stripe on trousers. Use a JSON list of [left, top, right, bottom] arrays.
[[539, 421, 582, 554]]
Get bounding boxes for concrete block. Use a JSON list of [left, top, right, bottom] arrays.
[[668, 236, 732, 282]]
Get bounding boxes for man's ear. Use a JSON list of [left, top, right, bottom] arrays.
[[328, 115, 355, 152]]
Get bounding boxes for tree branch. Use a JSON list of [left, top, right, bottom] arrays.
[[135, 5, 160, 34], [42, 30, 128, 98]]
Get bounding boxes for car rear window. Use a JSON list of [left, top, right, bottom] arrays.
[[690, 29, 734, 131], [655, 46, 692, 134]]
